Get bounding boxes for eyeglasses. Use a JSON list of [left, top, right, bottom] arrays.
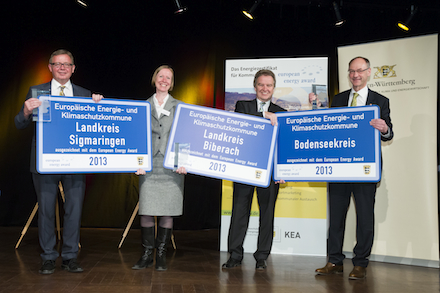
[[348, 68, 369, 75], [50, 62, 73, 68]]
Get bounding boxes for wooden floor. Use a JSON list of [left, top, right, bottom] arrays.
[[0, 227, 438, 293]]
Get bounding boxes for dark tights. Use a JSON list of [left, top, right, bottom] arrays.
[[140, 215, 173, 229]]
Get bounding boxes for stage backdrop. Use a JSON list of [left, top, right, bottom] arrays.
[[338, 34, 439, 268], [220, 57, 328, 256]]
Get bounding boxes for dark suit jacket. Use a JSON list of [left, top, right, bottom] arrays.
[[235, 99, 286, 117], [15, 81, 92, 173], [331, 89, 393, 142]]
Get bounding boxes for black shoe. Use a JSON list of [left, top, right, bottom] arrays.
[[132, 249, 154, 270], [132, 227, 155, 270], [256, 259, 267, 270], [222, 257, 241, 269], [155, 227, 172, 271], [39, 260, 56, 275], [61, 258, 84, 273]]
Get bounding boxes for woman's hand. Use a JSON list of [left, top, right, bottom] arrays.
[[175, 166, 187, 175], [135, 168, 146, 175]]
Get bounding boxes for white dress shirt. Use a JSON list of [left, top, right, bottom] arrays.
[[348, 86, 368, 107], [153, 94, 170, 118], [256, 98, 270, 117], [51, 79, 73, 97]]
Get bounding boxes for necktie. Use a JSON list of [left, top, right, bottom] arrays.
[[351, 92, 359, 107], [59, 86, 66, 96], [259, 102, 265, 112]]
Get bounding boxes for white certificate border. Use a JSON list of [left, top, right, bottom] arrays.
[[165, 152, 271, 186], [164, 104, 278, 187], [39, 153, 152, 173], [274, 106, 381, 182], [36, 96, 152, 173]]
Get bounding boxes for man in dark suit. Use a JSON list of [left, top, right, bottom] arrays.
[[222, 69, 286, 270], [312, 57, 393, 279], [15, 49, 103, 275]]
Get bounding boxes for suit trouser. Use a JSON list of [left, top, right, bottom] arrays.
[[327, 182, 377, 267], [32, 173, 85, 261], [227, 181, 279, 261]]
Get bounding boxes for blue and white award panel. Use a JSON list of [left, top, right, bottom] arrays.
[[36, 96, 152, 173], [164, 104, 278, 187], [275, 106, 381, 182]]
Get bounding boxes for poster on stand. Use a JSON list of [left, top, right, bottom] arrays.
[[221, 57, 329, 256]]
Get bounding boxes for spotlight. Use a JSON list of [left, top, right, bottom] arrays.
[[332, 2, 345, 27], [242, 0, 263, 20], [397, 5, 417, 32], [76, 0, 88, 8], [174, 0, 187, 14]]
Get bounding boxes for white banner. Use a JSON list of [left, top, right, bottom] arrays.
[[338, 34, 439, 268]]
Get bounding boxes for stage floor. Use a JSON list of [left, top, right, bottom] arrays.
[[1, 227, 438, 292]]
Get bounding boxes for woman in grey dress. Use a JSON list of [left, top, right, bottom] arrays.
[[132, 65, 186, 271]]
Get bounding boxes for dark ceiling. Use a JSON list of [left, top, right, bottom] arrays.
[[1, 0, 439, 97]]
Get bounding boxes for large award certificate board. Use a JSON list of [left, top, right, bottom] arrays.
[[36, 96, 152, 173], [164, 104, 278, 187], [274, 106, 381, 182]]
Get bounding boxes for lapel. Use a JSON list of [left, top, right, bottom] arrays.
[[164, 95, 177, 113], [365, 89, 376, 105], [249, 99, 258, 113], [42, 82, 51, 94], [342, 91, 350, 106], [251, 99, 259, 114], [150, 95, 177, 122], [149, 96, 159, 122], [268, 101, 278, 112]]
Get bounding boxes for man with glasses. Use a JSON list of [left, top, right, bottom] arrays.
[[15, 49, 103, 275], [311, 57, 393, 279]]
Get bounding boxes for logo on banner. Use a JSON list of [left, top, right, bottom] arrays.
[[255, 170, 262, 179], [137, 156, 144, 165], [374, 65, 397, 79], [301, 65, 324, 79], [284, 231, 301, 238], [364, 165, 371, 175]]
